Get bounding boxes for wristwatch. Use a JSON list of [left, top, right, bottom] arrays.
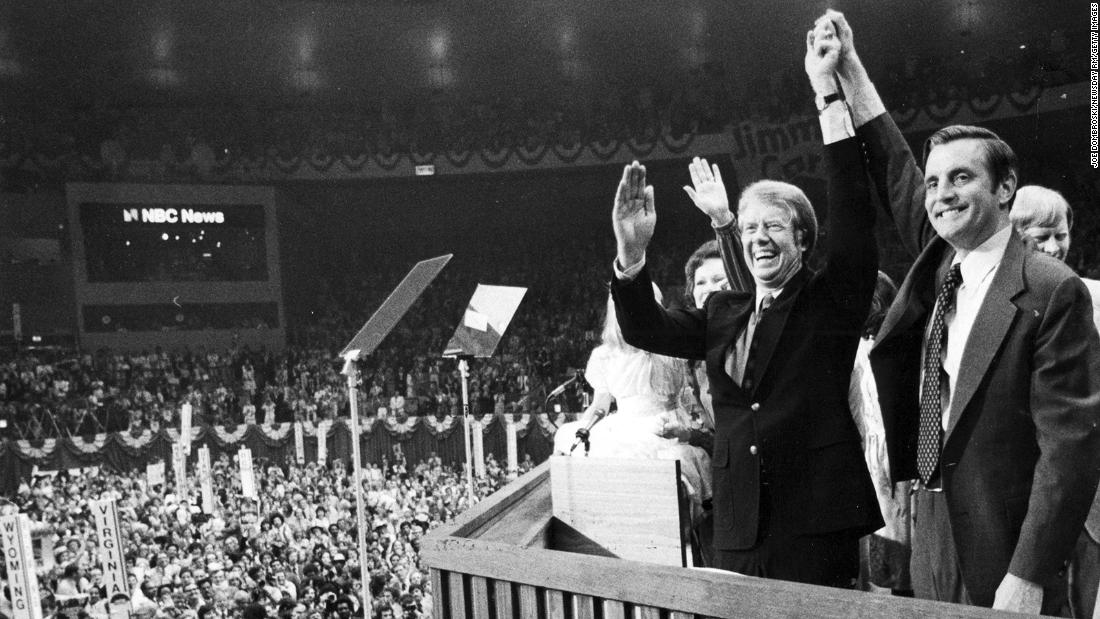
[[815, 92, 843, 113]]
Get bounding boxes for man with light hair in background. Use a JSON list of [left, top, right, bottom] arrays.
[[1010, 185, 1100, 324]]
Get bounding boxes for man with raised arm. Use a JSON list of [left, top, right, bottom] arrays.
[[607, 28, 882, 587], [814, 10, 1100, 614]]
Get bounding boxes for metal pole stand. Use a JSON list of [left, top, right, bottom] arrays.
[[341, 354, 373, 616]]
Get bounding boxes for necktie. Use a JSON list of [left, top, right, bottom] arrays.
[[727, 293, 774, 390], [917, 264, 963, 485]]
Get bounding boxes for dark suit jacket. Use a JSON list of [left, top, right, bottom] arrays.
[[860, 113, 1100, 605], [611, 136, 884, 551]]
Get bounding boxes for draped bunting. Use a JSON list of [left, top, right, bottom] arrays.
[[69, 434, 110, 454], [0, 83, 1069, 186], [509, 414, 534, 439], [116, 428, 156, 449], [923, 99, 963, 124], [358, 417, 380, 435], [379, 415, 419, 438], [1007, 86, 1043, 112], [212, 424, 249, 444], [14, 439, 58, 459], [0, 416, 574, 496], [422, 415, 460, 436], [257, 422, 293, 441], [164, 427, 203, 445], [3, 417, 567, 458]]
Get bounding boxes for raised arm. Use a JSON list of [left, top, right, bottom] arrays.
[[805, 17, 877, 308], [575, 390, 612, 428], [612, 161, 656, 271], [610, 161, 710, 360], [611, 262, 711, 360], [683, 157, 754, 293], [824, 10, 936, 258]]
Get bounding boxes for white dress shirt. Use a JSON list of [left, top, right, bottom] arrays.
[[935, 225, 1012, 429]]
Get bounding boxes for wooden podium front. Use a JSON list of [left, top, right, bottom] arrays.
[[421, 458, 1029, 618]]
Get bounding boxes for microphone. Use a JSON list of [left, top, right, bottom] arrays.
[[570, 408, 607, 454], [546, 371, 582, 400]]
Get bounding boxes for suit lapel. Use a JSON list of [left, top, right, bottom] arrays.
[[945, 233, 1026, 439], [746, 268, 809, 394], [706, 291, 753, 384], [874, 238, 950, 350]]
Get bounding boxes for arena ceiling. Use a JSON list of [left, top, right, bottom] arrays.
[[0, 0, 1084, 110]]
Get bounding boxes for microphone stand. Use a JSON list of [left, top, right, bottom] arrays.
[[544, 374, 577, 406], [573, 429, 591, 456], [569, 407, 606, 456]]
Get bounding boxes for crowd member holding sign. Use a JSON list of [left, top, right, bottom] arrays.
[[607, 25, 881, 587], [811, 9, 1100, 613], [0, 451, 529, 619]]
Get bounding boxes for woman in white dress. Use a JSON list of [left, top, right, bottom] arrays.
[[554, 290, 711, 508], [848, 271, 911, 593]]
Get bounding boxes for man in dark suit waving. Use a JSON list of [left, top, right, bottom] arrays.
[[608, 28, 882, 587], [815, 10, 1100, 614]]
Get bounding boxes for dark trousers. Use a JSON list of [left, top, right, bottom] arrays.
[[913, 488, 1071, 615], [692, 508, 715, 568], [911, 488, 970, 604], [713, 528, 860, 589]]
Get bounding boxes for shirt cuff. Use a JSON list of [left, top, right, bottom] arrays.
[[710, 212, 736, 230], [819, 101, 855, 145], [613, 254, 646, 281]]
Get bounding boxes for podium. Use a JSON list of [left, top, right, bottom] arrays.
[[422, 459, 1033, 619]]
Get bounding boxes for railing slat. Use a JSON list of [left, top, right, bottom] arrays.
[[573, 594, 596, 619], [602, 601, 626, 619], [633, 606, 661, 619], [546, 590, 566, 618], [492, 580, 514, 619], [449, 572, 468, 619], [517, 584, 539, 619], [471, 576, 491, 619], [669, 612, 694, 619], [431, 569, 446, 619]]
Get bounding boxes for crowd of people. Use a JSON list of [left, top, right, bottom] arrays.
[[0, 450, 528, 619], [0, 241, 617, 439], [0, 339, 582, 440]]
